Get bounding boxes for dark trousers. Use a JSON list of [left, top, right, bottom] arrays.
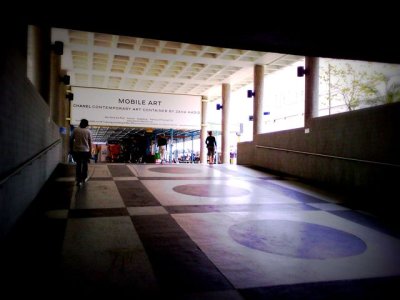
[[73, 152, 91, 182]]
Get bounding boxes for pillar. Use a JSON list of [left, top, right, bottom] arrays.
[[200, 96, 208, 164], [304, 57, 319, 128], [169, 129, 174, 163], [222, 83, 231, 164], [59, 71, 69, 162], [49, 41, 68, 161], [253, 64, 264, 139], [49, 45, 62, 125], [27, 25, 50, 103]]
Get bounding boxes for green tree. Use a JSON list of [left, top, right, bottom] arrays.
[[321, 63, 384, 111], [386, 80, 400, 103], [372, 75, 400, 104], [382, 76, 400, 104]]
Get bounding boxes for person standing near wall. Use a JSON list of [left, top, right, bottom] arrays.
[[205, 131, 217, 164], [70, 119, 92, 186]]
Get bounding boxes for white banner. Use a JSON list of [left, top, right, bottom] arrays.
[[70, 87, 201, 129]]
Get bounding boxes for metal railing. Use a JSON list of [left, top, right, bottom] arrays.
[[0, 139, 61, 186], [255, 145, 400, 168]]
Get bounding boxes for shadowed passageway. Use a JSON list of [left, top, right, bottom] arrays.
[[2, 163, 400, 299]]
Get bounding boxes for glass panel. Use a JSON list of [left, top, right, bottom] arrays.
[[318, 58, 400, 116]]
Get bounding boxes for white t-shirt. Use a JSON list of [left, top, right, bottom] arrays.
[[72, 127, 92, 152]]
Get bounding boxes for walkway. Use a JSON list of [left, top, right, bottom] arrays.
[[2, 163, 400, 299]]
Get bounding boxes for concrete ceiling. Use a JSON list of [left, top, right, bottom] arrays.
[[21, 3, 400, 64], [52, 28, 302, 101], [51, 27, 303, 143], [26, 9, 398, 143]]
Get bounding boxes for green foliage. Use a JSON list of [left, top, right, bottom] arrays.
[[385, 80, 400, 103], [320, 63, 385, 111]]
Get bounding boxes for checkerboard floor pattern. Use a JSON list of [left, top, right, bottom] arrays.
[[2, 163, 400, 299]]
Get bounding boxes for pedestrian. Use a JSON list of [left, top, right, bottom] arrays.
[[157, 133, 168, 163], [70, 119, 92, 186], [205, 131, 217, 164], [93, 144, 100, 163]]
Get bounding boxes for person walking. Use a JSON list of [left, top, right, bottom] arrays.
[[70, 119, 92, 186], [205, 131, 217, 164]]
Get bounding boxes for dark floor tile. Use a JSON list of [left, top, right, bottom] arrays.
[[239, 276, 400, 300], [38, 181, 74, 210], [69, 208, 128, 218], [131, 214, 234, 294], [115, 180, 160, 206], [107, 165, 134, 177], [54, 163, 76, 177], [1, 217, 67, 296]]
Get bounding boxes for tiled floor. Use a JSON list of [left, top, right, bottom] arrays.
[[2, 163, 400, 299]]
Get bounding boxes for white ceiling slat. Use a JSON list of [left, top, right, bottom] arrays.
[[52, 28, 303, 142]]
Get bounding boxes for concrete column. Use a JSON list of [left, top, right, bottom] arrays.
[[27, 25, 50, 103], [59, 71, 67, 127], [200, 96, 208, 164], [27, 26, 41, 93], [49, 49, 62, 125], [222, 83, 231, 164], [169, 128, 174, 163], [253, 64, 264, 139], [49, 42, 68, 161], [59, 71, 69, 162], [304, 57, 319, 128]]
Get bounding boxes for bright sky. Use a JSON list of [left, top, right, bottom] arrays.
[[174, 57, 400, 154]]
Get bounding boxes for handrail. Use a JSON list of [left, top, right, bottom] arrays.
[[255, 145, 400, 168], [0, 139, 62, 186]]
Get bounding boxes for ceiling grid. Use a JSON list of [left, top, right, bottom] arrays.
[[53, 28, 303, 142]]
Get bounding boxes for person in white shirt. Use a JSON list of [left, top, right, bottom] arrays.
[[157, 134, 167, 163], [70, 119, 92, 186]]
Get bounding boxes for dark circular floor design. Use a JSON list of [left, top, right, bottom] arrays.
[[173, 183, 250, 197], [148, 167, 201, 174], [229, 220, 367, 259]]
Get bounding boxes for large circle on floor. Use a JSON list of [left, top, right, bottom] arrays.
[[173, 183, 250, 197], [229, 220, 367, 259], [148, 167, 201, 174]]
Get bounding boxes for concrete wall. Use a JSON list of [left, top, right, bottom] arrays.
[[238, 102, 400, 194], [0, 24, 61, 241], [237, 141, 254, 165]]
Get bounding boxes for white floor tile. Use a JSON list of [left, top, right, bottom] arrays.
[[173, 210, 400, 288]]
